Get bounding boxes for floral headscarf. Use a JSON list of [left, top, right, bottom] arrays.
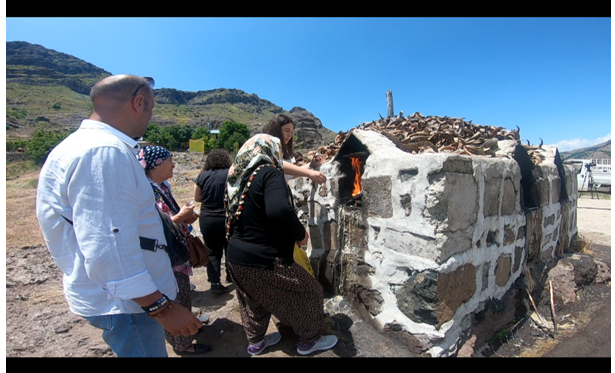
[[224, 134, 284, 240], [137, 145, 172, 171]]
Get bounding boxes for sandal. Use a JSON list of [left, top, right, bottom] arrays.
[[174, 343, 212, 355]]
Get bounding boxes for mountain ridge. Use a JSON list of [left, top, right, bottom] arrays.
[[5, 41, 336, 152], [559, 140, 611, 161]]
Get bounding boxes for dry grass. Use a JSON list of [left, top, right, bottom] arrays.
[[6, 170, 46, 251]]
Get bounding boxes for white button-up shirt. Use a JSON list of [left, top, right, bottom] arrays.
[[36, 119, 177, 317]]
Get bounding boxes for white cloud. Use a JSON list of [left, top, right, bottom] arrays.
[[548, 134, 611, 152]]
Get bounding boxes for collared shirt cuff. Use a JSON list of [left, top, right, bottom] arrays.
[[105, 271, 159, 300]]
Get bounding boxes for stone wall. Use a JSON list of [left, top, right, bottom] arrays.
[[288, 129, 578, 357]]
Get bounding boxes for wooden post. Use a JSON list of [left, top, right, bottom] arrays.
[[386, 90, 394, 118]]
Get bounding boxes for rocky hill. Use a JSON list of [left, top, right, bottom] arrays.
[[559, 140, 611, 160], [5, 41, 336, 151]]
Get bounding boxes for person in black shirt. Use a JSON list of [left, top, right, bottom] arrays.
[[224, 134, 338, 356], [194, 149, 233, 294]]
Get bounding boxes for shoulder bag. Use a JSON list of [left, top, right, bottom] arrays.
[[186, 233, 209, 268]]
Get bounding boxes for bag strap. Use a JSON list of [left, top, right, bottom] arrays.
[[60, 214, 165, 253]]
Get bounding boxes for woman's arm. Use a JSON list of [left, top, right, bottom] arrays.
[[170, 204, 198, 225], [282, 160, 326, 185], [194, 184, 202, 202]]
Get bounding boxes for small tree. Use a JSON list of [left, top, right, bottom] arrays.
[[28, 126, 73, 164], [157, 127, 180, 150], [193, 127, 211, 140], [217, 121, 250, 152], [143, 123, 162, 144], [192, 127, 217, 153]]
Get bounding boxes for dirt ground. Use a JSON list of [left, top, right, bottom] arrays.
[[478, 196, 611, 358], [5, 156, 611, 358]]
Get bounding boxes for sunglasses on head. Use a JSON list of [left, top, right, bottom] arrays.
[[132, 77, 155, 96]]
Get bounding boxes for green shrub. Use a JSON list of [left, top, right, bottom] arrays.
[[27, 126, 73, 164], [218, 121, 250, 152]]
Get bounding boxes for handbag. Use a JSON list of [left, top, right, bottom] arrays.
[[157, 208, 191, 267], [186, 233, 209, 268]]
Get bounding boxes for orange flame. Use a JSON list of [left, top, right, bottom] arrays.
[[351, 157, 362, 196]]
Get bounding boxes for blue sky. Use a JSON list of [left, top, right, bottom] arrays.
[[4, 17, 612, 152]]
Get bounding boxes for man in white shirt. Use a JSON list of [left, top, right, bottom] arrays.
[[36, 74, 202, 357]]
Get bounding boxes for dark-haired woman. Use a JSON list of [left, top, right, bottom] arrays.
[[263, 114, 317, 277], [194, 148, 233, 294], [262, 113, 326, 185]]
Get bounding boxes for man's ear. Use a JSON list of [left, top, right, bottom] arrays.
[[132, 94, 145, 112]]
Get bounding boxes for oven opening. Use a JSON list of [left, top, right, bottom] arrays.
[[334, 133, 369, 207]]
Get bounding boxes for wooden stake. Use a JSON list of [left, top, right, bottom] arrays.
[[526, 288, 555, 338], [549, 280, 558, 334], [386, 90, 394, 118]]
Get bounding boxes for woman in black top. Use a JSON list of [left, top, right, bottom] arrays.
[[194, 149, 232, 294], [225, 134, 338, 356]]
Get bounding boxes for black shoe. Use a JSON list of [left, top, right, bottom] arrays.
[[210, 283, 230, 294], [174, 343, 212, 355]]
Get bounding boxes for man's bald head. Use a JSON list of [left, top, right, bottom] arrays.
[[90, 74, 153, 104], [88, 74, 156, 139]]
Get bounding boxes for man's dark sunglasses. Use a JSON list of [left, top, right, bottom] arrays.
[[132, 77, 155, 96]]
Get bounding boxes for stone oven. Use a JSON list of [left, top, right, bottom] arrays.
[[288, 113, 579, 357]]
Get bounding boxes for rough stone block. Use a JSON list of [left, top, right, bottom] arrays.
[[354, 285, 383, 316], [551, 178, 561, 204], [483, 170, 500, 216], [513, 246, 524, 273], [543, 213, 555, 228], [501, 178, 517, 215], [425, 173, 478, 231], [397, 270, 439, 325], [525, 209, 543, 262], [323, 220, 337, 253], [440, 231, 472, 261], [503, 225, 516, 245], [435, 264, 477, 326], [536, 178, 551, 207], [309, 224, 323, 252], [441, 157, 473, 174], [362, 176, 393, 218], [495, 254, 512, 287]]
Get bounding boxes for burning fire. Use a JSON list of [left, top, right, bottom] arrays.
[[351, 157, 362, 196]]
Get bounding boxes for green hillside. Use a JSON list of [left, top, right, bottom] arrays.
[[6, 41, 336, 152]]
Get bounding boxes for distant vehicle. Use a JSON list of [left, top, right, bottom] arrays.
[[565, 158, 611, 193]]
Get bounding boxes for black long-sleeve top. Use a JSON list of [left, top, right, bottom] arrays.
[[227, 166, 306, 269]]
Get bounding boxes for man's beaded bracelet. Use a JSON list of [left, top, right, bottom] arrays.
[[141, 294, 170, 314], [149, 303, 173, 318]]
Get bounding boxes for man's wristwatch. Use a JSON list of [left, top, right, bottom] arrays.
[[141, 294, 170, 314]]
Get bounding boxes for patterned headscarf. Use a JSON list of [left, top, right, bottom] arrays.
[[224, 134, 284, 240], [137, 145, 172, 171]]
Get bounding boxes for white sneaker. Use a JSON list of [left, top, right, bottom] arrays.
[[247, 332, 282, 356], [296, 335, 338, 355], [198, 314, 209, 324], [190, 283, 197, 291]]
